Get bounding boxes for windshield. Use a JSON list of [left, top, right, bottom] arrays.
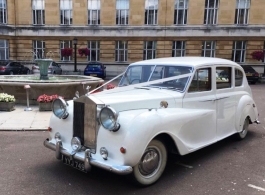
[[118, 65, 193, 91]]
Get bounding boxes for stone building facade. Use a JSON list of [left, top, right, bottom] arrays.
[[1, 0, 265, 73]]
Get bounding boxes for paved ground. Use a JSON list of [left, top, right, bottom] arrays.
[[0, 105, 52, 131]]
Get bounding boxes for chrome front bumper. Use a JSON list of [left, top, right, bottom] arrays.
[[43, 138, 133, 175]]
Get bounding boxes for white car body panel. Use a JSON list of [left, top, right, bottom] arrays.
[[45, 57, 259, 180]]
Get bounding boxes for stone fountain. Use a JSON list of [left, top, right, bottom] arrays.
[[0, 59, 104, 104]]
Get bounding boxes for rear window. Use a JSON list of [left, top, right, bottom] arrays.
[[87, 64, 102, 68], [0, 61, 9, 66], [242, 66, 255, 72]]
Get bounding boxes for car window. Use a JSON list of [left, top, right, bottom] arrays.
[[235, 68, 243, 87], [216, 67, 231, 89], [0, 61, 9, 66], [188, 68, 211, 92], [242, 66, 255, 72], [88, 64, 102, 68], [52, 62, 57, 66]]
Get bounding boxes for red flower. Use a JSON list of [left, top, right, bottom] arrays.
[[78, 48, 90, 57], [250, 50, 264, 61], [61, 48, 73, 57], [37, 94, 63, 103], [107, 84, 116, 89]]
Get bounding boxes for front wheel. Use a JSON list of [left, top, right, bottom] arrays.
[[132, 139, 167, 186], [235, 118, 249, 140]]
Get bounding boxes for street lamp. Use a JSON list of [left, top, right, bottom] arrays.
[[73, 38, 78, 72]]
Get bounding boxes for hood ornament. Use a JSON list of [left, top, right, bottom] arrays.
[[85, 86, 91, 96], [73, 91, 80, 100], [160, 100, 168, 108]]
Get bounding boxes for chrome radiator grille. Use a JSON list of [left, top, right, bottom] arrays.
[[73, 96, 99, 153]]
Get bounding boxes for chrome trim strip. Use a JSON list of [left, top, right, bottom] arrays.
[[43, 139, 133, 175]]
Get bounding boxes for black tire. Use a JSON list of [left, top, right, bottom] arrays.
[[131, 139, 167, 186], [251, 81, 257, 84], [10, 71, 14, 75], [235, 118, 249, 140], [26, 69, 31, 75]]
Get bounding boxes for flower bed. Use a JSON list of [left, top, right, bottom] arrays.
[[37, 94, 63, 111], [0, 93, 16, 111]]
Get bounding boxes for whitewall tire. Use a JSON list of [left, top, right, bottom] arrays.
[[236, 118, 249, 140], [132, 139, 167, 186]]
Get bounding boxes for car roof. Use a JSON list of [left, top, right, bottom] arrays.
[[130, 57, 240, 68]]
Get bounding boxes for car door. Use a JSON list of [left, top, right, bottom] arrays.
[[182, 67, 217, 150], [215, 66, 236, 139], [10, 62, 19, 74], [17, 63, 24, 74]]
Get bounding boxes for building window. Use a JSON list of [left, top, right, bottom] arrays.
[[145, 0, 158, 25], [60, 40, 72, 61], [115, 41, 128, 62], [116, 0, 129, 25], [33, 40, 45, 59], [60, 0, 72, 25], [87, 41, 100, 61], [143, 41, 156, 60], [0, 0, 7, 24], [235, 0, 250, 25], [32, 0, 45, 25], [204, 0, 219, 25], [174, 0, 188, 25], [172, 41, 186, 57], [88, 0, 100, 25], [201, 41, 215, 57], [0, 39, 8, 60], [232, 41, 246, 62]]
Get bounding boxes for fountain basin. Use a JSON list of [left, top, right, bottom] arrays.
[[0, 75, 104, 104]]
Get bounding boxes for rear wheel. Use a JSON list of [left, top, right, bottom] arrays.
[[235, 118, 249, 140], [26, 69, 30, 75], [10, 71, 14, 75], [132, 139, 167, 186]]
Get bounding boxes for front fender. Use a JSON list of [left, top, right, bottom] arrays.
[[119, 108, 215, 167]]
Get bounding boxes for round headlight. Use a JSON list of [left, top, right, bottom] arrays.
[[52, 97, 69, 119], [71, 137, 82, 151], [99, 106, 120, 131]]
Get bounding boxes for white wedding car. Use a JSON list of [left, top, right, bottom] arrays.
[[44, 57, 259, 186]]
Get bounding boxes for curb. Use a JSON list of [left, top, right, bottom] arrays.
[[0, 128, 47, 131]]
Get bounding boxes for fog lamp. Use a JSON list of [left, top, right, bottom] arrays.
[[54, 132, 61, 142], [100, 147, 108, 160], [52, 97, 69, 119], [71, 137, 82, 151]]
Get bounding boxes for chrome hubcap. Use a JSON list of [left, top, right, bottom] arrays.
[[138, 148, 160, 177]]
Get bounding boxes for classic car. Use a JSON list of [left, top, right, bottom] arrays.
[[44, 57, 259, 186]]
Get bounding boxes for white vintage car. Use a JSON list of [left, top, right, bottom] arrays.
[[44, 57, 260, 186]]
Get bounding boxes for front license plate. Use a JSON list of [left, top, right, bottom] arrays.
[[90, 74, 97, 76], [62, 155, 87, 173], [246, 73, 253, 76]]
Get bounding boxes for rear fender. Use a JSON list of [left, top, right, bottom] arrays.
[[235, 95, 258, 132]]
